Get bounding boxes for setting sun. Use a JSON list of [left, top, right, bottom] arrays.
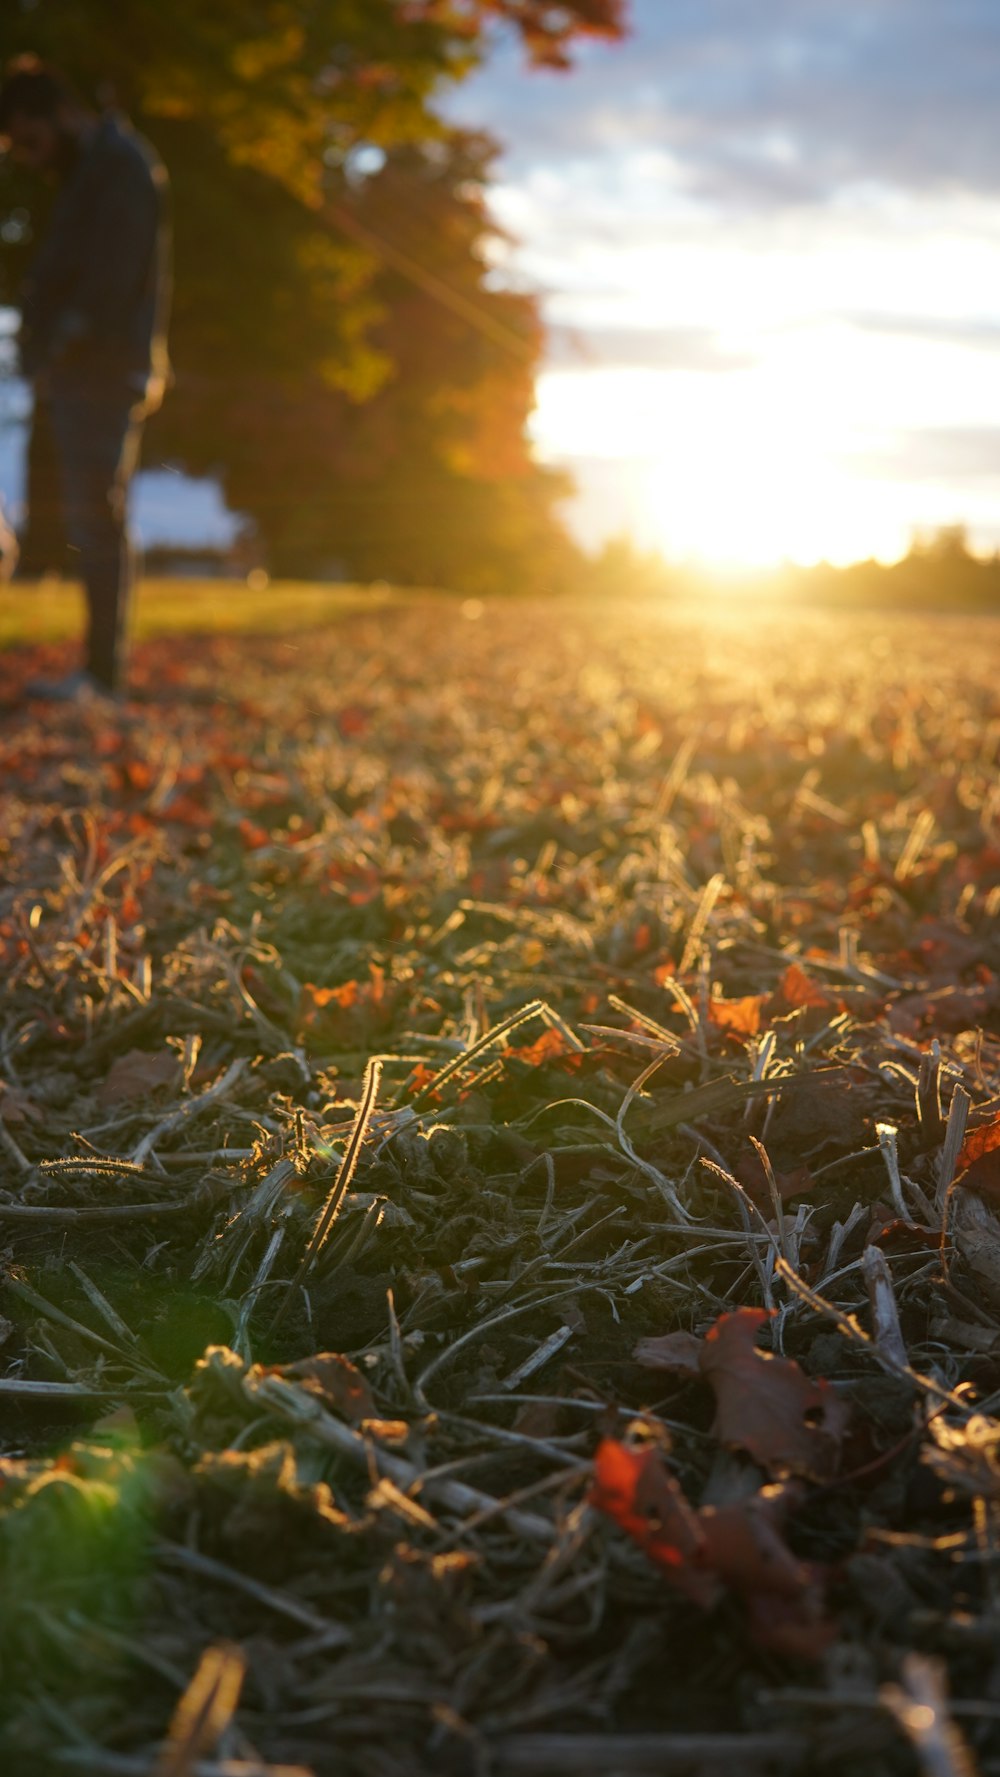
[[531, 300, 1000, 571]]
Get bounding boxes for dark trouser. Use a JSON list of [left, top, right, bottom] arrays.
[[40, 371, 145, 693], [19, 396, 69, 577]]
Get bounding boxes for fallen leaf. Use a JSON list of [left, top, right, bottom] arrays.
[[0, 1083, 44, 1126], [633, 1308, 849, 1480], [708, 994, 770, 1038], [98, 1047, 182, 1109], [955, 1114, 1000, 1200], [591, 1441, 833, 1654], [775, 963, 832, 1012], [735, 1147, 815, 1207], [702, 1310, 849, 1480], [273, 1352, 375, 1423], [590, 1439, 718, 1606], [631, 1330, 703, 1374]]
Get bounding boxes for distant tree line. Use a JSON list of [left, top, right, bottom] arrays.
[[586, 525, 1000, 610]]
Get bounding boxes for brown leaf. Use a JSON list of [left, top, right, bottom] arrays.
[[702, 1309, 849, 1479], [633, 1309, 849, 1479], [0, 1082, 44, 1126], [735, 1147, 815, 1207], [275, 1352, 375, 1423], [632, 1330, 703, 1374], [98, 1047, 182, 1109]]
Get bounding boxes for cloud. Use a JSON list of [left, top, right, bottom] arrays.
[[854, 426, 1000, 484], [848, 315, 1000, 354], [546, 324, 755, 372], [447, 0, 1000, 210]]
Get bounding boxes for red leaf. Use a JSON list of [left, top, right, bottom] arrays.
[[590, 1440, 719, 1606], [591, 1442, 834, 1654], [698, 1489, 808, 1599]]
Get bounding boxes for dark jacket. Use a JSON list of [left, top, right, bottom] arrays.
[[20, 113, 170, 399]]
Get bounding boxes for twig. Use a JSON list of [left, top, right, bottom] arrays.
[[131, 1057, 248, 1166]]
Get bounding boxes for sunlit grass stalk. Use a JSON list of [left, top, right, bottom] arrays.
[[268, 1056, 382, 1336]]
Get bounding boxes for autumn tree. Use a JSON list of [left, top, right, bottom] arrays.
[[0, 0, 624, 588]]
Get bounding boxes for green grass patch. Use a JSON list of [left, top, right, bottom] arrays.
[[0, 575, 407, 646]]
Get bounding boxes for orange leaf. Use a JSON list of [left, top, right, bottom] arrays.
[[591, 1442, 834, 1654], [708, 994, 769, 1038], [512, 1027, 567, 1066], [956, 1114, 1000, 1200], [776, 963, 831, 1011]]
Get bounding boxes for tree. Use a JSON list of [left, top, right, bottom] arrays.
[[0, 1, 625, 587]]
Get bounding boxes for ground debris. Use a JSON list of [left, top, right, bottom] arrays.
[[0, 600, 999, 1773]]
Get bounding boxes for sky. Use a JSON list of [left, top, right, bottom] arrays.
[[443, 0, 1000, 568], [2, 3, 999, 571]]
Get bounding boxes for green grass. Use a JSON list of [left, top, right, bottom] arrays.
[[0, 575, 407, 646]]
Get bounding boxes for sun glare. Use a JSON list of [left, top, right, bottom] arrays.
[[531, 311, 1000, 571]]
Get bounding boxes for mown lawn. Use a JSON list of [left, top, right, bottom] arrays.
[[0, 574, 404, 647], [0, 592, 998, 1776]]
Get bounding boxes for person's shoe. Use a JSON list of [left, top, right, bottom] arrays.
[[25, 669, 122, 707]]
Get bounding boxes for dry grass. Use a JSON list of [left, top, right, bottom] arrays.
[[0, 596, 998, 1776]]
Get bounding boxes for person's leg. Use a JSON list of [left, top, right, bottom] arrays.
[[19, 394, 69, 577], [46, 377, 143, 694]]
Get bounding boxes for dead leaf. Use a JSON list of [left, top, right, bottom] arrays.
[[634, 1308, 849, 1480], [591, 1441, 833, 1655], [632, 1330, 703, 1375], [702, 1310, 849, 1480], [273, 1352, 375, 1424], [775, 963, 832, 1012], [98, 1048, 182, 1109], [955, 1114, 1000, 1200], [708, 994, 770, 1039], [590, 1438, 718, 1606], [0, 1082, 44, 1125], [735, 1147, 815, 1207]]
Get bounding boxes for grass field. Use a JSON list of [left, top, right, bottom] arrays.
[[0, 575, 406, 647], [1, 591, 999, 1775]]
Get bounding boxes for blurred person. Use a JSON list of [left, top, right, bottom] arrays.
[[0, 57, 170, 701]]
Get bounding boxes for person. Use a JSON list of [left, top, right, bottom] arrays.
[[0, 57, 170, 701]]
